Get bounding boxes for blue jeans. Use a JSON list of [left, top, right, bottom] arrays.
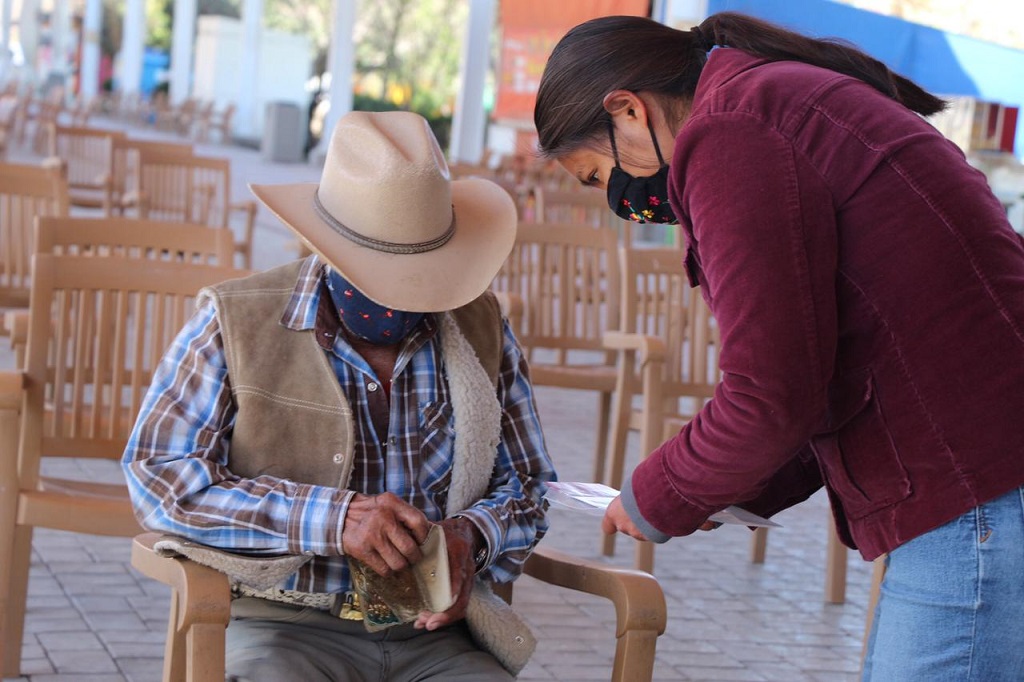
[[862, 485, 1024, 681]]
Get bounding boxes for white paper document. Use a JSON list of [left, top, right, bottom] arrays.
[[545, 481, 780, 528]]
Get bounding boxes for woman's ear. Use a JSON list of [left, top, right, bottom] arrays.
[[602, 90, 648, 124]]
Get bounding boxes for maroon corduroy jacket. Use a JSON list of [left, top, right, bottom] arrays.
[[621, 48, 1024, 560]]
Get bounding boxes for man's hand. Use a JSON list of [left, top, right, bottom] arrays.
[[601, 495, 650, 541], [414, 516, 480, 631], [342, 492, 431, 576]]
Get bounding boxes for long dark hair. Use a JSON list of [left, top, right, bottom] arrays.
[[534, 12, 947, 158]]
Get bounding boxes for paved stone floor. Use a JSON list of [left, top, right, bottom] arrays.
[[2, 115, 873, 681]]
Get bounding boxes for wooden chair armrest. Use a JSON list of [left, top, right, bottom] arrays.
[[491, 291, 523, 319], [525, 545, 665, 638], [41, 155, 66, 174], [229, 199, 258, 217], [131, 532, 232, 626], [131, 532, 231, 682], [4, 310, 27, 348], [602, 331, 666, 364], [524, 545, 665, 681], [0, 370, 26, 409]]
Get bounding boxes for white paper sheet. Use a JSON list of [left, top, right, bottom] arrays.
[[545, 481, 780, 528]]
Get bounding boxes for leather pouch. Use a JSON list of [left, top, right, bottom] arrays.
[[348, 524, 454, 631]]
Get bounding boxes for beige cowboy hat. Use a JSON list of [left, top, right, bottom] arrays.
[[249, 110, 516, 312]]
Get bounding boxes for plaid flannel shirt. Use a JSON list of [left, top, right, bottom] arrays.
[[123, 257, 555, 593]]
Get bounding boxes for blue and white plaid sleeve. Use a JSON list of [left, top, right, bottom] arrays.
[[121, 299, 354, 557]]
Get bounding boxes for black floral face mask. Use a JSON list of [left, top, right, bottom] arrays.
[[606, 120, 678, 225]]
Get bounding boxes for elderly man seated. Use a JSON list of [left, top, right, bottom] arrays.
[[122, 110, 556, 681]]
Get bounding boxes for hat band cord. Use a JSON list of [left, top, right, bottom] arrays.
[[313, 190, 455, 255]]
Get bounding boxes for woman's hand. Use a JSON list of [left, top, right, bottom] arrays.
[[601, 496, 650, 541]]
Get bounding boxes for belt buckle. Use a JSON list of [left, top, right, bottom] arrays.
[[333, 591, 363, 621]]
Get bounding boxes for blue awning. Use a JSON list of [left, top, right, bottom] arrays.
[[706, 0, 1024, 157]]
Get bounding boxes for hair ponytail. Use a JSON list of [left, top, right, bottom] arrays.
[[696, 12, 946, 116], [535, 13, 946, 159]]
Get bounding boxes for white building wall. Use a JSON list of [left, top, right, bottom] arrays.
[[193, 15, 312, 139]]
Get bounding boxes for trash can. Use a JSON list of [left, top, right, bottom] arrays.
[[262, 101, 305, 163]]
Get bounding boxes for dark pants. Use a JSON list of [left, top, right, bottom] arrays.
[[225, 597, 514, 682]]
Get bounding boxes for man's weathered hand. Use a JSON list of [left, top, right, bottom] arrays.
[[342, 492, 431, 576], [414, 517, 480, 631]]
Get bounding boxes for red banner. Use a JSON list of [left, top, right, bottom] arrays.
[[493, 0, 650, 123]]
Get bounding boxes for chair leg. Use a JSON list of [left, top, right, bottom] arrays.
[[612, 629, 658, 682], [749, 527, 768, 564], [634, 541, 654, 575], [824, 517, 848, 604], [598, 391, 610, 481], [1, 526, 32, 678], [860, 555, 887, 676], [592, 390, 612, 487], [187, 622, 227, 682], [0, 390, 23, 677], [163, 590, 185, 682], [602, 354, 637, 558]]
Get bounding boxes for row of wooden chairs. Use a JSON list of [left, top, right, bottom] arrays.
[[40, 126, 258, 268], [0, 211, 667, 680], [101, 91, 236, 144], [491, 222, 850, 604]]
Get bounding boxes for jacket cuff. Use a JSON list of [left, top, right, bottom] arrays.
[[621, 474, 671, 544]]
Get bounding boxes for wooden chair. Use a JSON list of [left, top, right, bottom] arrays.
[[860, 555, 886, 675], [45, 124, 126, 214], [132, 150, 259, 268], [193, 103, 236, 144], [491, 222, 621, 493], [34, 215, 236, 265], [532, 186, 683, 248], [0, 253, 248, 677], [111, 137, 194, 212], [604, 246, 851, 593], [531, 185, 626, 235], [0, 162, 69, 312], [130, 532, 667, 682], [6, 214, 235, 374]]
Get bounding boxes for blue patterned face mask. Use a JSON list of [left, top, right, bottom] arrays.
[[325, 269, 425, 345]]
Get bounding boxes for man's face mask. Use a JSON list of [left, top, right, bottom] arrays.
[[325, 269, 424, 345], [606, 120, 678, 225]]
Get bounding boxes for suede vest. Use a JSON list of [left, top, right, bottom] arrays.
[[200, 258, 504, 493]]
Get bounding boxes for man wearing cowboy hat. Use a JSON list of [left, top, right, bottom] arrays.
[[123, 110, 556, 680]]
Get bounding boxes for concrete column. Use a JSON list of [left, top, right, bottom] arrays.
[[169, 0, 197, 104], [235, 0, 263, 138], [17, 0, 38, 87], [79, 0, 103, 98], [448, 0, 495, 164], [120, 0, 146, 94], [1, 0, 12, 54], [0, 0, 12, 84], [51, 0, 71, 84], [312, 0, 355, 162]]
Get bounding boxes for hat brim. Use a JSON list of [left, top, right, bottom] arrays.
[[250, 177, 517, 312]]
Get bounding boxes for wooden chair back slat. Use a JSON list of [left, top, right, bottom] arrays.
[[111, 138, 194, 205], [136, 152, 231, 228], [0, 162, 68, 305], [23, 255, 243, 460], [494, 222, 620, 360], [35, 215, 235, 268]]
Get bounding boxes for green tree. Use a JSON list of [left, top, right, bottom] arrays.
[[265, 0, 468, 116], [146, 0, 241, 51]]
